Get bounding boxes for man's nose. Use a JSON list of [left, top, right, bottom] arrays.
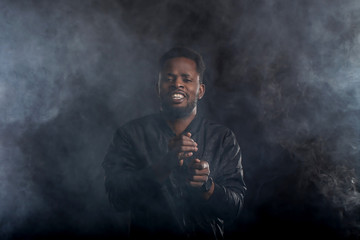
[[172, 78, 184, 89]]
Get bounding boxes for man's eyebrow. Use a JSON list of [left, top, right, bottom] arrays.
[[181, 74, 191, 78], [165, 73, 191, 78]]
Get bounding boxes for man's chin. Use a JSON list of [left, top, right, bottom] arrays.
[[161, 105, 194, 119]]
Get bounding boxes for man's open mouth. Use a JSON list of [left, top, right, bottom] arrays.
[[170, 91, 187, 101], [171, 93, 185, 100]]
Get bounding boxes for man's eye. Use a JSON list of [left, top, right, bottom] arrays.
[[184, 79, 192, 82]]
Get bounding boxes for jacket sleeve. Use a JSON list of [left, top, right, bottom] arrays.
[[205, 129, 247, 221], [102, 127, 161, 212]]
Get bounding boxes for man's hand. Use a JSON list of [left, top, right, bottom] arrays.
[[187, 158, 214, 200], [151, 132, 197, 183], [168, 132, 198, 167], [187, 158, 210, 187]]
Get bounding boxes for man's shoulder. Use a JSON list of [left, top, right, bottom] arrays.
[[121, 113, 160, 128], [201, 117, 234, 135], [117, 113, 161, 135], [201, 118, 241, 151]]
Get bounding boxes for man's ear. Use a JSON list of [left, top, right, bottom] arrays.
[[198, 83, 205, 100], [155, 82, 160, 97], [156, 73, 161, 97]]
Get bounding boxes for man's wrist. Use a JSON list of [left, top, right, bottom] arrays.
[[200, 177, 213, 192], [202, 178, 215, 200]]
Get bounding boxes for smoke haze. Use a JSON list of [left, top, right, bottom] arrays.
[[1, 0, 360, 239]]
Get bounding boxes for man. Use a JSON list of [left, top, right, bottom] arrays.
[[102, 47, 246, 239]]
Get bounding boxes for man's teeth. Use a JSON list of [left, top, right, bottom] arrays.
[[172, 93, 185, 99]]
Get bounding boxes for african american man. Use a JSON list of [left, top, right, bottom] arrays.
[[102, 47, 246, 239]]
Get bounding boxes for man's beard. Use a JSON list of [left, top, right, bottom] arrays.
[[161, 98, 198, 120]]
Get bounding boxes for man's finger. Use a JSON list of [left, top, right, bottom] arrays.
[[190, 161, 209, 170], [180, 146, 198, 152], [178, 151, 193, 159], [200, 161, 209, 169], [189, 175, 208, 182], [188, 168, 209, 176], [169, 138, 196, 148], [180, 139, 198, 146], [188, 181, 205, 188], [180, 135, 197, 145], [184, 152, 193, 158], [188, 158, 201, 165]]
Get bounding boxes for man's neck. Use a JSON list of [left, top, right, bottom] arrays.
[[165, 109, 197, 136]]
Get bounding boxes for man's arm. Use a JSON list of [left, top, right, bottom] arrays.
[[102, 128, 162, 211], [186, 129, 246, 221], [206, 129, 246, 221], [102, 128, 198, 211]]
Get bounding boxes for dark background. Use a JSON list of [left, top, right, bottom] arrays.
[[1, 0, 360, 239]]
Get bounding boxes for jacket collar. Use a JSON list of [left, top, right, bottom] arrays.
[[158, 110, 203, 137], [182, 112, 202, 137]]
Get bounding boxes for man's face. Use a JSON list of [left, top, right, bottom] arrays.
[[158, 57, 205, 119]]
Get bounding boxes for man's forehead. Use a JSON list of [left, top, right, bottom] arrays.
[[162, 57, 197, 72]]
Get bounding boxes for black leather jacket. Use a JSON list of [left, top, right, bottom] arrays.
[[102, 112, 246, 239]]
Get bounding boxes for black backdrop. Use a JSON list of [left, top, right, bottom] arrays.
[[1, 0, 360, 239]]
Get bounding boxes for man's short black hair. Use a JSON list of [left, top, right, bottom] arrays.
[[159, 46, 206, 83]]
